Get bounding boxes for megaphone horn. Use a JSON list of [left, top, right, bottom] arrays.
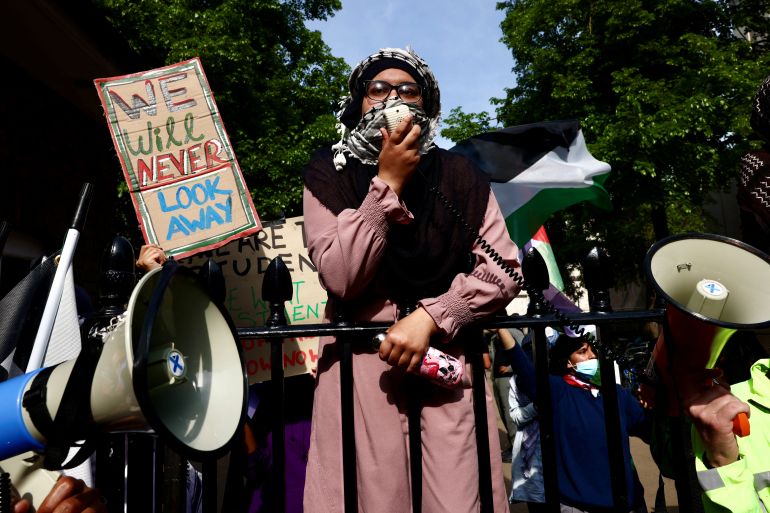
[[0, 262, 247, 463], [645, 233, 770, 436]]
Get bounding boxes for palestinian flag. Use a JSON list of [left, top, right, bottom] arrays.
[[524, 226, 564, 291], [450, 119, 611, 247], [521, 225, 583, 313]]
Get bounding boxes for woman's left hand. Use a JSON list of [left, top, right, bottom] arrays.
[[378, 307, 439, 372]]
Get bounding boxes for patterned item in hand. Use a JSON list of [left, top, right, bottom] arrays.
[[420, 346, 463, 388]]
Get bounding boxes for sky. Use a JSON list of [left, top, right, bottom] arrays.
[[306, 1, 516, 148]]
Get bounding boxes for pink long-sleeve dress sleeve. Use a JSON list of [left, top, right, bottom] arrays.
[[303, 176, 520, 334], [303, 165, 519, 513]]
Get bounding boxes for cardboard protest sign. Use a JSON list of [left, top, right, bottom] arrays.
[[178, 216, 325, 383], [94, 58, 261, 258]]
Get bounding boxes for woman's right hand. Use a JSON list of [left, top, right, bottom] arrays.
[[377, 115, 422, 196]]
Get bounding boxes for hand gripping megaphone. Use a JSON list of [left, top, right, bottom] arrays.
[[645, 233, 770, 436], [0, 262, 247, 464]]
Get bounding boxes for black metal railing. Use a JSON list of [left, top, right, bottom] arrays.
[[235, 248, 704, 513], [74, 236, 702, 513]]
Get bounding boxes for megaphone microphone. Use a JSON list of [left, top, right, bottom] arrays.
[[0, 263, 247, 466], [646, 233, 770, 437]]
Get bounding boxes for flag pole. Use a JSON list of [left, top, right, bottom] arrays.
[[25, 184, 93, 373]]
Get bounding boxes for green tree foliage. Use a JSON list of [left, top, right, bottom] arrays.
[[92, 0, 348, 221], [440, 107, 495, 141], [488, 0, 770, 287]]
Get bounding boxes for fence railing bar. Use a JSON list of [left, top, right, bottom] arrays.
[[470, 341, 494, 513], [407, 374, 422, 513], [340, 334, 357, 513], [585, 247, 633, 511], [236, 310, 667, 341], [249, 250, 675, 512], [530, 325, 560, 513], [597, 327, 629, 509], [263, 256, 292, 513], [520, 248, 561, 513], [269, 338, 286, 513]]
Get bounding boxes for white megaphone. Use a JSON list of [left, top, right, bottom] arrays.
[[645, 233, 770, 436], [0, 262, 247, 463]]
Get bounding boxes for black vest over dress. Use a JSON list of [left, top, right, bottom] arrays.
[[304, 146, 491, 308]]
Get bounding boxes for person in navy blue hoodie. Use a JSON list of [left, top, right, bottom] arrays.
[[502, 329, 650, 513]]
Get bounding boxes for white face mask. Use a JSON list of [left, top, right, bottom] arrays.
[[572, 358, 599, 378]]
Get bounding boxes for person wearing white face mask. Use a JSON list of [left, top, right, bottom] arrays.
[[500, 329, 652, 513]]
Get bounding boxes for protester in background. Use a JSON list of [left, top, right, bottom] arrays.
[[490, 327, 525, 462], [302, 47, 520, 512], [686, 72, 770, 510], [502, 330, 651, 512], [497, 329, 545, 511], [738, 73, 770, 254]]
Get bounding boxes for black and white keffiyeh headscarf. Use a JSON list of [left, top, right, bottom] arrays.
[[331, 47, 442, 171]]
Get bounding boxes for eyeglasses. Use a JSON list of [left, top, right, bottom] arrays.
[[363, 80, 423, 103]]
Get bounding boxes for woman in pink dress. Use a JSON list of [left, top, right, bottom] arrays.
[[302, 47, 520, 513]]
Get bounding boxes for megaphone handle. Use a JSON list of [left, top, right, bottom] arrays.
[[733, 412, 750, 437]]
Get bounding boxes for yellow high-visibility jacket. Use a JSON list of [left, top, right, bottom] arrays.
[[693, 358, 770, 513]]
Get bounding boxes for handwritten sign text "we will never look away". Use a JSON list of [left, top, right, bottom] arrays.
[[95, 58, 261, 258]]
